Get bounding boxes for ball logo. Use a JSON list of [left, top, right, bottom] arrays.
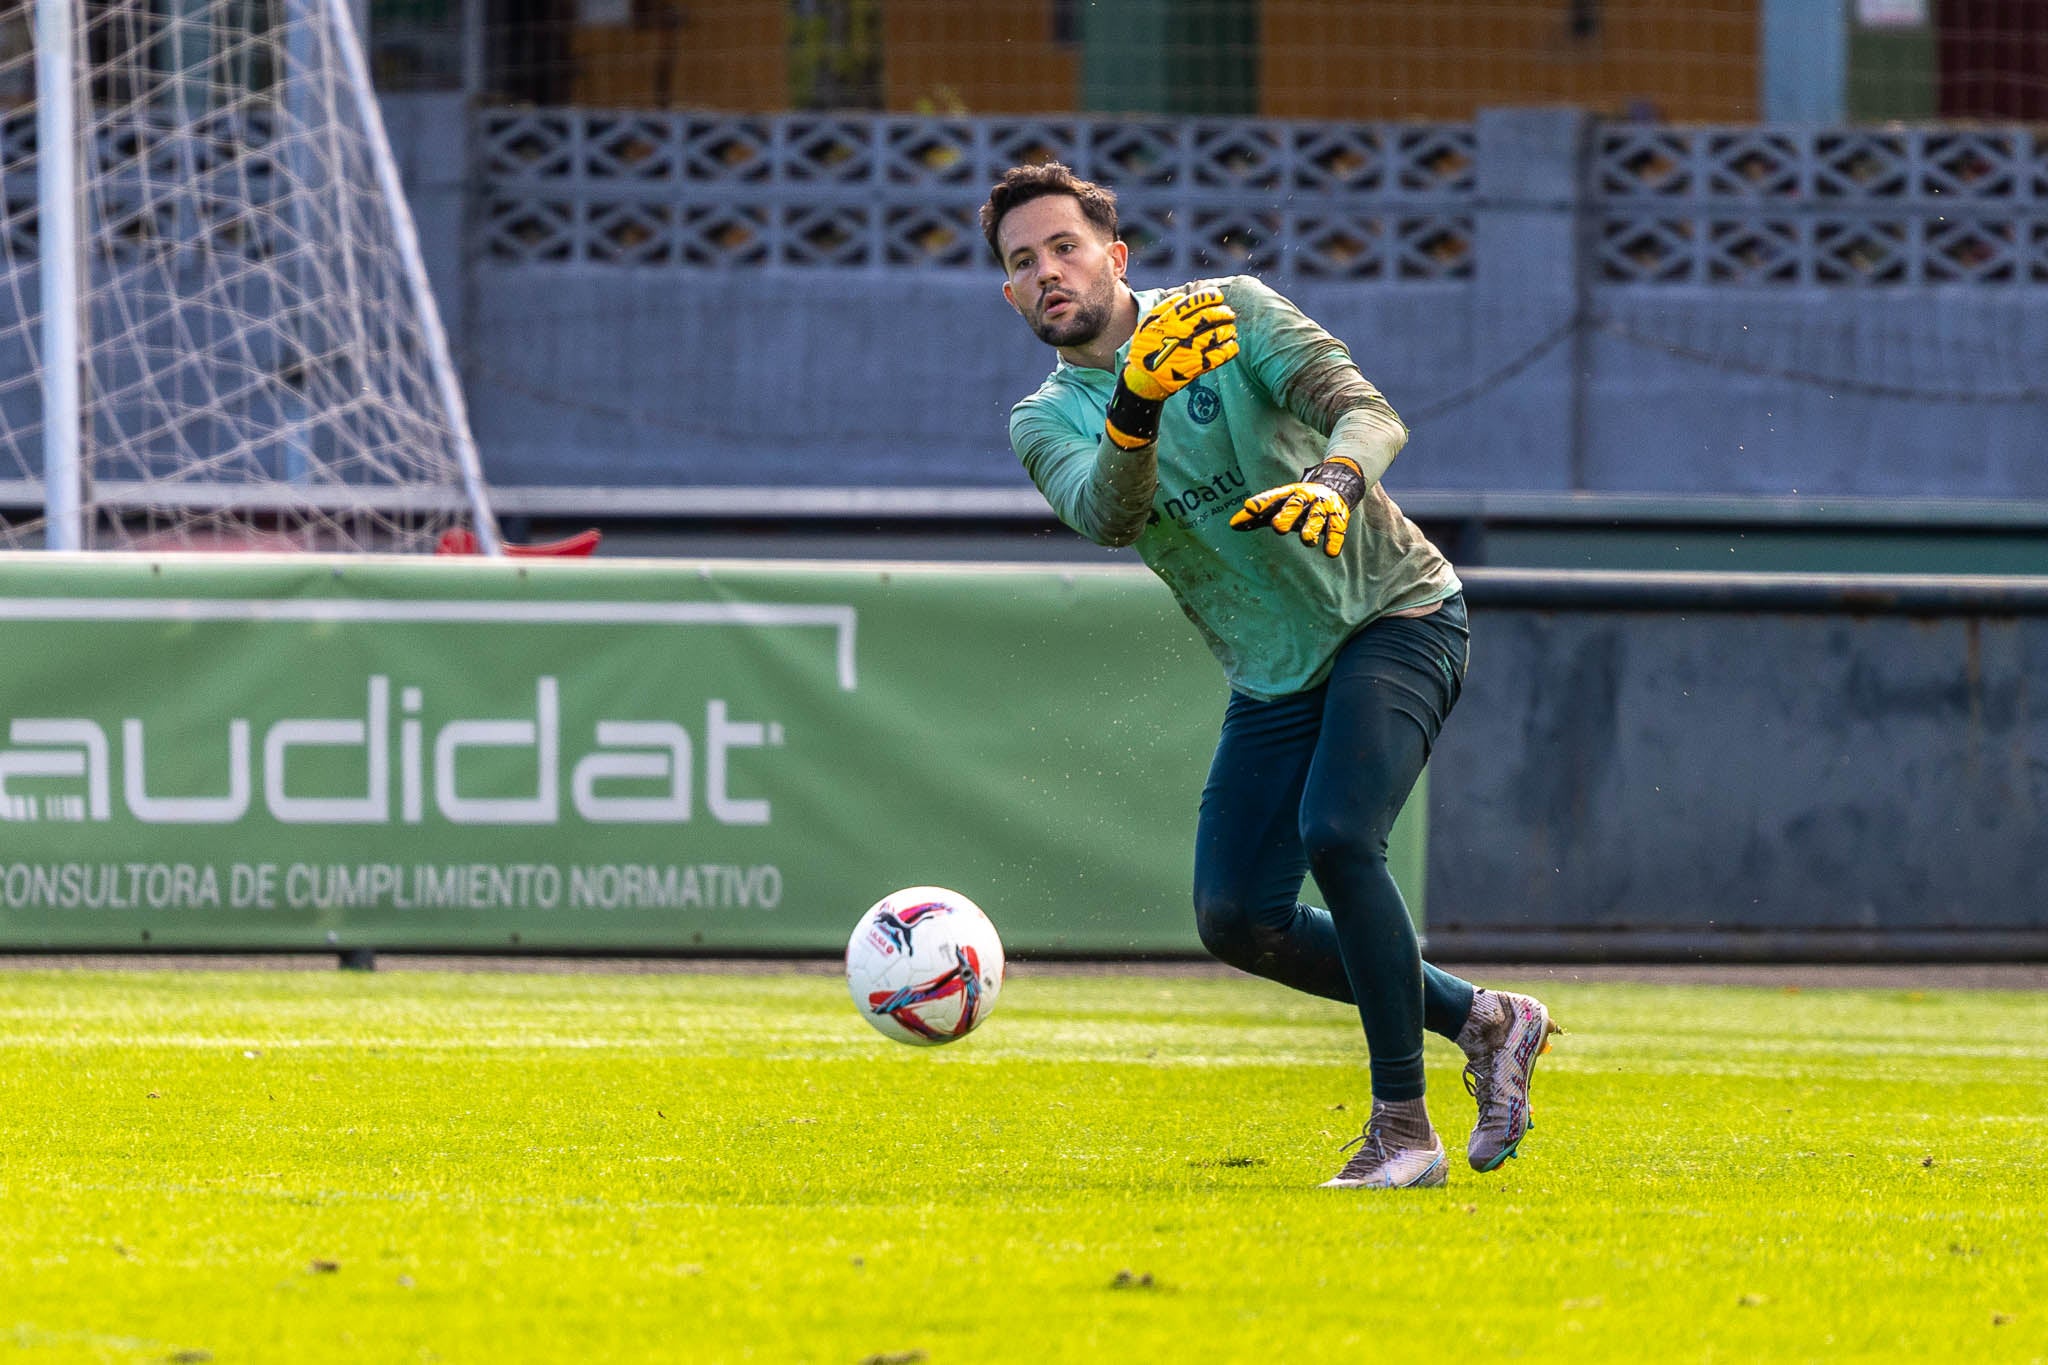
[[1185, 381, 1221, 425], [874, 901, 945, 954]]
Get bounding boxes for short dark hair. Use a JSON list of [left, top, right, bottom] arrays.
[[979, 162, 1119, 266]]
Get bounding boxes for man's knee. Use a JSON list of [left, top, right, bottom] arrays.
[[1299, 810, 1390, 885], [1193, 884, 1294, 970], [1192, 885, 1259, 967]]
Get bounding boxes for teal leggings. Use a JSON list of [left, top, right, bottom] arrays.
[[1192, 595, 1476, 1101]]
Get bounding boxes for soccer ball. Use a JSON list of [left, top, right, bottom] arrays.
[[845, 886, 1005, 1045]]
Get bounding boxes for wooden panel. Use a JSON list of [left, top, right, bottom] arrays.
[[880, 0, 1078, 113], [1260, 0, 1758, 122], [572, 0, 788, 110], [553, 0, 1750, 118]]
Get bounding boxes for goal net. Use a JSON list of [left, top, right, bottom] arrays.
[[0, 0, 499, 552]]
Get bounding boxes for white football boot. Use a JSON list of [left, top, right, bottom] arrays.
[[1320, 1097, 1448, 1189], [1457, 989, 1562, 1172]]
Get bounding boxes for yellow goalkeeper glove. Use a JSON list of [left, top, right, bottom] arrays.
[[1229, 455, 1369, 557], [1104, 289, 1240, 450]]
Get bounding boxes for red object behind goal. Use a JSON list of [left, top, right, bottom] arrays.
[[435, 527, 603, 557]]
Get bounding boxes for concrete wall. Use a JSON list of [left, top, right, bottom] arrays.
[[460, 268, 1468, 488], [1426, 588, 2048, 959], [455, 268, 2048, 501], [387, 102, 2048, 501]]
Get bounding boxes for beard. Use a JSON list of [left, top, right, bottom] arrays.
[[1029, 288, 1113, 348]]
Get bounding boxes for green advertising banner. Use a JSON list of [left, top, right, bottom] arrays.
[[0, 553, 1424, 954]]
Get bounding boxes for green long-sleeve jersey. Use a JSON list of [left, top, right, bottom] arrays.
[[1007, 274, 1460, 701]]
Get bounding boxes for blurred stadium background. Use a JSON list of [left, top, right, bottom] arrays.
[[2, 0, 2046, 961], [337, 0, 2048, 559]]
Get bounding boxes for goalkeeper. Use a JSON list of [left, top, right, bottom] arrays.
[[982, 162, 1558, 1189]]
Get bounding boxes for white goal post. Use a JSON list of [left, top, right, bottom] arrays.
[[0, 0, 501, 553]]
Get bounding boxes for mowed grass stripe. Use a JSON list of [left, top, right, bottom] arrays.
[[1, 969, 2043, 1364]]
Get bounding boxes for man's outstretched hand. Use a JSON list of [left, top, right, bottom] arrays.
[[1230, 456, 1369, 557], [1105, 290, 1239, 450], [1123, 290, 1239, 400]]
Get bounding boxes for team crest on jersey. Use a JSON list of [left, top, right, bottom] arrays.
[[1185, 381, 1221, 425]]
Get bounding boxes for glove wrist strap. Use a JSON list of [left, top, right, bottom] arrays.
[[1105, 376, 1165, 450], [1304, 455, 1367, 507]]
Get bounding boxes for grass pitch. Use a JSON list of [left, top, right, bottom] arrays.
[[1, 965, 2044, 1364]]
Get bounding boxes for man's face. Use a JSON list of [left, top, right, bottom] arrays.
[[997, 194, 1128, 349]]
